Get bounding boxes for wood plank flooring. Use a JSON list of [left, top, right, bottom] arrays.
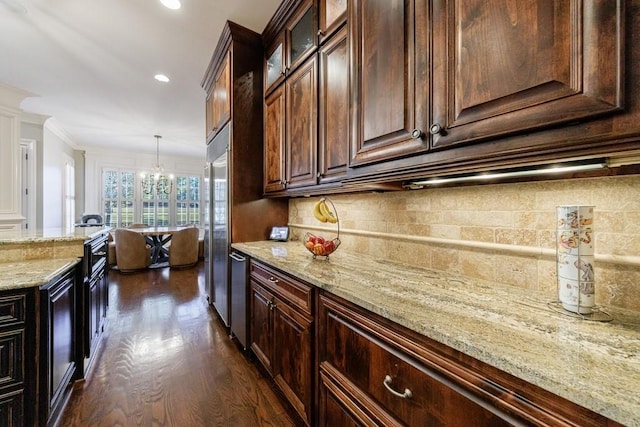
[[60, 262, 298, 426]]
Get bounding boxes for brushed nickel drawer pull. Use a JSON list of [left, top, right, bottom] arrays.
[[383, 375, 413, 399]]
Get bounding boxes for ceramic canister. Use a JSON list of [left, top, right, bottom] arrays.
[[556, 206, 595, 314]]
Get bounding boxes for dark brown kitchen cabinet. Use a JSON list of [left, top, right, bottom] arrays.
[[349, 0, 430, 167], [286, 55, 318, 189], [318, 25, 349, 184], [79, 232, 109, 377], [204, 44, 231, 142], [318, 0, 347, 44], [317, 291, 621, 427], [429, 0, 624, 149], [40, 267, 77, 427], [249, 260, 314, 426], [0, 292, 30, 427], [264, 84, 287, 193], [264, 55, 318, 193], [264, 0, 317, 96]]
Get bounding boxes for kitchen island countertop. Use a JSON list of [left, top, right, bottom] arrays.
[[233, 240, 640, 426], [0, 258, 80, 291]]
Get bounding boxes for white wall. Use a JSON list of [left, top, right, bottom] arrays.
[[42, 125, 76, 228]]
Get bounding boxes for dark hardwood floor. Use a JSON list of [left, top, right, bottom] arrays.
[[60, 262, 297, 426]]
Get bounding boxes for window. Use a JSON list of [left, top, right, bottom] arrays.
[[102, 169, 202, 227], [175, 175, 201, 226], [63, 156, 75, 229], [103, 170, 135, 227], [141, 173, 172, 226]]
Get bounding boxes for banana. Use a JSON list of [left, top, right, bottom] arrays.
[[313, 200, 327, 222], [319, 200, 338, 224]]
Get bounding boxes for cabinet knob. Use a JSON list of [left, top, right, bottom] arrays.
[[411, 128, 423, 139], [317, 29, 324, 37], [317, 172, 323, 178], [429, 123, 447, 136]]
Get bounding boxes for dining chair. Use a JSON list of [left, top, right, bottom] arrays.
[[107, 231, 117, 266], [127, 223, 147, 229], [168, 227, 199, 269], [114, 228, 152, 272]]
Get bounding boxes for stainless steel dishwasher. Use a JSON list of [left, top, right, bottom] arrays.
[[229, 251, 249, 349]]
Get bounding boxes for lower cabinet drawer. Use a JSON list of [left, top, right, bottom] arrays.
[[318, 295, 511, 426], [0, 330, 23, 389], [0, 390, 23, 427]]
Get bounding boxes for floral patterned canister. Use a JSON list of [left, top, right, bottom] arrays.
[[556, 205, 595, 314]]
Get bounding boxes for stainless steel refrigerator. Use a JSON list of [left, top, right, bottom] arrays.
[[205, 123, 230, 326]]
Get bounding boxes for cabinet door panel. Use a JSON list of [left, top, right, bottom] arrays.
[[213, 52, 231, 133], [286, 56, 318, 188], [0, 330, 23, 388], [319, 0, 347, 43], [319, 26, 349, 183], [350, 0, 429, 166], [287, 0, 317, 75], [264, 85, 287, 193], [431, 0, 624, 148], [266, 37, 286, 95], [0, 391, 22, 427], [273, 299, 313, 426], [249, 281, 273, 372]]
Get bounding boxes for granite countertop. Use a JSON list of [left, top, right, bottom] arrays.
[[0, 258, 80, 291], [233, 241, 640, 426], [0, 226, 111, 245]]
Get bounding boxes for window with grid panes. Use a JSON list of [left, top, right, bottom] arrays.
[[175, 175, 201, 226], [102, 169, 135, 227]]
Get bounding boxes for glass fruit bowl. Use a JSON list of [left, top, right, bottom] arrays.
[[303, 232, 341, 258]]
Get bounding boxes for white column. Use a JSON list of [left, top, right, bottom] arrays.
[[0, 83, 33, 234]]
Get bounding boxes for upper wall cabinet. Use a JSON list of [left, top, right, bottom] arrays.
[[318, 0, 347, 44], [264, 0, 317, 96], [204, 51, 231, 142], [349, 0, 430, 167], [429, 0, 624, 149]]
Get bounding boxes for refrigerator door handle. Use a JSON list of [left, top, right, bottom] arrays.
[[229, 252, 246, 262]]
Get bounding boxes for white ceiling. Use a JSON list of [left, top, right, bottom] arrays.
[[0, 0, 281, 158]]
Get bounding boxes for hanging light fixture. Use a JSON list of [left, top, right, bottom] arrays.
[[141, 135, 173, 196]]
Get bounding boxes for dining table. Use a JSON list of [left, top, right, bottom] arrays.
[[128, 226, 192, 264]]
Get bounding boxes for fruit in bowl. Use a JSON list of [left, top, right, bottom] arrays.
[[303, 233, 340, 257]]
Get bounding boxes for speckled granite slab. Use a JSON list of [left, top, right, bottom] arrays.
[[0, 258, 80, 290], [233, 241, 640, 426], [0, 226, 111, 244]]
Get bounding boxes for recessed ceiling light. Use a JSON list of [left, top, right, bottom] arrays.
[[160, 0, 181, 10], [154, 74, 170, 83]]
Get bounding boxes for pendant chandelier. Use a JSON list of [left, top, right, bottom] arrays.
[[141, 134, 173, 196]]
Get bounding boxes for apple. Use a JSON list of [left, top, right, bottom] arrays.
[[305, 241, 315, 251], [315, 236, 326, 245], [323, 240, 335, 254]]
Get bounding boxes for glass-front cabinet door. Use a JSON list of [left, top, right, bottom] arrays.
[[318, 0, 347, 43], [265, 35, 285, 95], [287, 0, 316, 73]]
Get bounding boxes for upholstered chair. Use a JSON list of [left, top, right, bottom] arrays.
[[107, 231, 117, 267], [115, 228, 151, 272], [168, 227, 199, 269], [127, 223, 147, 229]]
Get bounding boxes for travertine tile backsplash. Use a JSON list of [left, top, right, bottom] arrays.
[[289, 175, 640, 312]]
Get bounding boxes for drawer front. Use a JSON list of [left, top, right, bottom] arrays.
[[0, 295, 25, 328], [250, 261, 313, 315], [0, 330, 24, 388], [318, 294, 512, 427]]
